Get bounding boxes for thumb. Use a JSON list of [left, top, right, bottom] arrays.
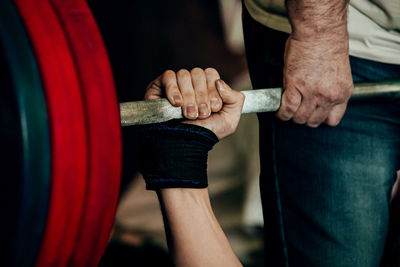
[[215, 79, 245, 110]]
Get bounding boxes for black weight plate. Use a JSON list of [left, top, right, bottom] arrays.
[[0, 45, 23, 267], [0, 1, 51, 266]]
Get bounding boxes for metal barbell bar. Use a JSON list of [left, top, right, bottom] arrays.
[[120, 81, 400, 126]]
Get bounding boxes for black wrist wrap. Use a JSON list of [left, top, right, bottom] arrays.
[[139, 121, 219, 190]]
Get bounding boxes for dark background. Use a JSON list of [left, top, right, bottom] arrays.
[[88, 0, 246, 194]]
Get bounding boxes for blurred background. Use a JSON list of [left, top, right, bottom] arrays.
[[87, 0, 265, 266]]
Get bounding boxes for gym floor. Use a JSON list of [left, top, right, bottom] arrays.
[[88, 0, 266, 266]]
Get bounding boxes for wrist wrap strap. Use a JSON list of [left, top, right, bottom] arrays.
[[139, 121, 218, 190]]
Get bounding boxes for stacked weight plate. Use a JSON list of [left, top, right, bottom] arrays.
[[0, 1, 51, 266], [49, 0, 122, 266], [0, 0, 122, 266], [13, 0, 89, 266]]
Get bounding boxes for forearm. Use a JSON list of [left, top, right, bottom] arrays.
[[286, 0, 349, 42], [157, 188, 242, 267]]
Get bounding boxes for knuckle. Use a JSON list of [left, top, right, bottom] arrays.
[[226, 121, 238, 135], [207, 83, 219, 94], [283, 103, 296, 114], [307, 122, 320, 128], [277, 111, 291, 121], [326, 117, 341, 127], [182, 91, 195, 100], [293, 115, 307, 124], [167, 84, 179, 92], [348, 84, 355, 93], [205, 67, 218, 75], [147, 87, 158, 93], [144, 90, 158, 100], [177, 69, 190, 77], [344, 85, 354, 99], [237, 91, 245, 103], [285, 91, 300, 107], [195, 91, 208, 100], [163, 69, 175, 77], [210, 90, 222, 97], [165, 84, 180, 97], [190, 67, 204, 75], [210, 93, 222, 103], [147, 81, 160, 90], [324, 90, 341, 103], [144, 91, 151, 100]]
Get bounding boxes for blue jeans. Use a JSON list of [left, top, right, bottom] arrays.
[[242, 7, 400, 267]]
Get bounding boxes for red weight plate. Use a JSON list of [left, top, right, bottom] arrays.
[[49, 0, 122, 266], [0, 2, 51, 265], [13, 0, 88, 266]]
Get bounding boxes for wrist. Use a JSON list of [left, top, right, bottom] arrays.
[[159, 188, 209, 202], [158, 188, 212, 212], [139, 121, 218, 190], [287, 0, 349, 42], [288, 31, 349, 57], [291, 24, 348, 43]]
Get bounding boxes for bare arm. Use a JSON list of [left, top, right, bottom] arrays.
[[277, 0, 353, 127], [143, 69, 244, 266], [157, 189, 242, 267]]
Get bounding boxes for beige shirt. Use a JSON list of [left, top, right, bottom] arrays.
[[244, 0, 400, 65]]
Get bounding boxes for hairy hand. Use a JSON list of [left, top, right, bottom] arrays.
[[145, 68, 245, 139], [277, 35, 354, 127], [280, 0, 354, 127]]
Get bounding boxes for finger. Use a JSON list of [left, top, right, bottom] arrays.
[[205, 68, 222, 113], [213, 79, 245, 138], [161, 70, 182, 107], [325, 103, 347, 127], [191, 68, 210, 119], [144, 75, 163, 100], [306, 105, 330, 128], [276, 87, 302, 121], [292, 96, 317, 124], [216, 79, 244, 113], [177, 69, 198, 120]]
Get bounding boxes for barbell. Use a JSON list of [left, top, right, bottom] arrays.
[[1, 0, 399, 266], [120, 81, 400, 126]]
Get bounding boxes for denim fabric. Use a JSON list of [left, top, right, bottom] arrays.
[[242, 6, 400, 267]]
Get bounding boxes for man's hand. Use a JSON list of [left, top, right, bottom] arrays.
[[145, 68, 245, 139], [278, 0, 354, 127]]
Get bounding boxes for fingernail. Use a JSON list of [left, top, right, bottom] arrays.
[[173, 95, 182, 106], [211, 98, 220, 110], [187, 105, 197, 118], [216, 79, 224, 91], [198, 104, 209, 116]]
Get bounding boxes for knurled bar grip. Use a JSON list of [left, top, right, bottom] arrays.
[[120, 81, 400, 126]]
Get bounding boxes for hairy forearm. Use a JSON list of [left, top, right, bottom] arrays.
[[157, 188, 242, 267], [286, 0, 349, 41]]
